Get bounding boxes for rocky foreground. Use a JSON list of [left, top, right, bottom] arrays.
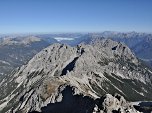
[[0, 38, 152, 113]]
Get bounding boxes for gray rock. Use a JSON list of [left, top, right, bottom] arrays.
[[0, 38, 151, 113]]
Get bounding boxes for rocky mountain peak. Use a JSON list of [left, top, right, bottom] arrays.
[[0, 38, 152, 113], [89, 38, 138, 63]]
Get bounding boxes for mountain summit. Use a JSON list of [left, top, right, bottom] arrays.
[[0, 38, 152, 113]]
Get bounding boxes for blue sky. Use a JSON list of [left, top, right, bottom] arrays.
[[0, 0, 152, 33]]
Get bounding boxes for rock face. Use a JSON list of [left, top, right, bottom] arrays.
[[94, 93, 138, 113], [0, 38, 152, 113], [73, 32, 152, 67], [28, 86, 138, 113]]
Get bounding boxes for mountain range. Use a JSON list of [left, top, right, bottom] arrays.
[[0, 36, 57, 79], [0, 37, 152, 113], [1, 32, 152, 79]]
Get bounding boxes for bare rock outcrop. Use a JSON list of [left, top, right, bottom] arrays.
[[0, 38, 152, 113], [94, 93, 138, 113]]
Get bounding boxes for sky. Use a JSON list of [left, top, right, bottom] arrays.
[[0, 0, 152, 33]]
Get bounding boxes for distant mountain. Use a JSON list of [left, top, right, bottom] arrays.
[[1, 32, 152, 79], [0, 38, 151, 113], [0, 33, 86, 79], [68, 32, 152, 67], [0, 36, 57, 78], [36, 33, 86, 46], [101, 32, 152, 60]]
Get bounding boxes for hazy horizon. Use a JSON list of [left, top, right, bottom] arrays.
[[1, 31, 152, 35]]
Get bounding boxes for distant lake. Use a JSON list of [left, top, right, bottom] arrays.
[[54, 37, 74, 42]]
